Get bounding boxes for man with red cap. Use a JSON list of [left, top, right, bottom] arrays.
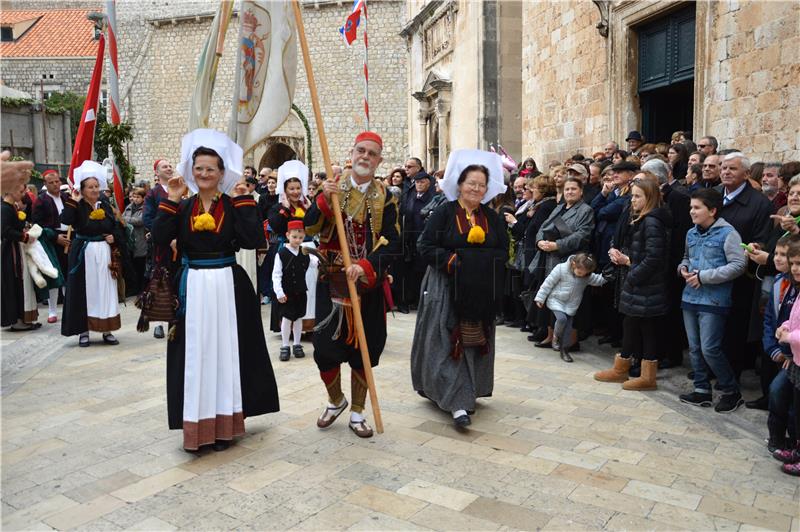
[[305, 131, 401, 438], [32, 168, 70, 322], [140, 159, 176, 338]]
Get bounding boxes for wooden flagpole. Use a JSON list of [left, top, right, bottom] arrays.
[[291, 0, 384, 434]]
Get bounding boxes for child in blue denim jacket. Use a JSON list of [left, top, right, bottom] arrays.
[[678, 188, 747, 413]]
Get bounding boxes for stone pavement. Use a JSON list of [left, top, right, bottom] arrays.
[[2, 301, 799, 531]]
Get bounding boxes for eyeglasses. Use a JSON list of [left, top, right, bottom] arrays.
[[698, 144, 709, 148]]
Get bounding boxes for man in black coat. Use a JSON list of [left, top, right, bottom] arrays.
[[32, 169, 71, 321], [399, 172, 434, 310], [716, 152, 773, 380]]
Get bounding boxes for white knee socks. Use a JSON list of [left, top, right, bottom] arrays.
[[281, 318, 304, 347]]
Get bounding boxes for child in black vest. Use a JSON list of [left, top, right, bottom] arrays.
[[272, 220, 317, 361]]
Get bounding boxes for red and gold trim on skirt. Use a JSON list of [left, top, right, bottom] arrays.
[[88, 315, 121, 332], [183, 412, 245, 450]]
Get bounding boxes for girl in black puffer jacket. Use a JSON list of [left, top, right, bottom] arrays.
[[595, 178, 671, 391]]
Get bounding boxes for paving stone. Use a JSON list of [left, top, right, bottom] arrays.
[[550, 463, 628, 492], [227, 459, 302, 494], [621, 479, 702, 510], [698, 495, 793, 531], [343, 485, 428, 520], [2, 494, 80, 530], [408, 504, 501, 531], [62, 470, 144, 504], [648, 502, 741, 531], [529, 445, 607, 471], [110, 467, 196, 503], [336, 462, 414, 492], [464, 496, 552, 529], [397, 479, 478, 511], [346, 512, 432, 531], [568, 485, 655, 517], [604, 512, 673, 530], [42, 494, 126, 530]]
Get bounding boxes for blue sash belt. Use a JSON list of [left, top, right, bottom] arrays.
[[69, 234, 106, 275], [177, 254, 236, 317]]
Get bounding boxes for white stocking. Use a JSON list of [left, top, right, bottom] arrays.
[[280, 317, 292, 348], [292, 319, 302, 346], [48, 288, 59, 318]]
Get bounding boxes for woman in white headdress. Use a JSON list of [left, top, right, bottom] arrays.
[[410, 149, 509, 429], [267, 160, 312, 334], [61, 160, 123, 346], [151, 129, 279, 452]]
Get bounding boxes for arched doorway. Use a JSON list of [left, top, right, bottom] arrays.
[[259, 142, 297, 171]]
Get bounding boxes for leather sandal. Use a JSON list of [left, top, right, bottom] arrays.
[[102, 333, 119, 345], [348, 419, 374, 438], [79, 333, 90, 347], [317, 398, 348, 428]]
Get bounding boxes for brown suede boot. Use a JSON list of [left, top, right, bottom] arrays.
[[622, 359, 658, 391], [594, 354, 631, 383]]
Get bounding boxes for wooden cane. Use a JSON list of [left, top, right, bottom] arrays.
[[291, 0, 383, 434]]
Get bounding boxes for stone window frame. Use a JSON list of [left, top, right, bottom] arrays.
[[607, 0, 708, 143]]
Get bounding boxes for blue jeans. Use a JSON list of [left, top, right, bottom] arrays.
[[682, 309, 739, 395], [768, 368, 796, 445]]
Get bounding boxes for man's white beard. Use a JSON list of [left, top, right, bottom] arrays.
[[353, 164, 372, 178], [761, 184, 777, 197]]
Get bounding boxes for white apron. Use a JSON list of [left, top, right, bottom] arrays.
[[84, 241, 119, 331], [182, 266, 244, 447]]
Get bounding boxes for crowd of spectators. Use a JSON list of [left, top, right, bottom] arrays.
[[387, 130, 800, 477]]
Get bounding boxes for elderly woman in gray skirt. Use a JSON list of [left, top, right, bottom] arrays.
[[529, 176, 595, 349], [410, 150, 509, 429]]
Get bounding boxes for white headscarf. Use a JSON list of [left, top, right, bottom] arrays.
[[440, 149, 506, 204], [177, 129, 243, 194], [72, 160, 108, 191], [277, 160, 309, 203]]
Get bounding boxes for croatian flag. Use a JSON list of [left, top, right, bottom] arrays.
[[339, 0, 365, 46]]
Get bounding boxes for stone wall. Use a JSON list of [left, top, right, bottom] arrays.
[[1, 58, 96, 98], [704, 0, 799, 160], [521, 1, 608, 166], [521, 0, 800, 165]]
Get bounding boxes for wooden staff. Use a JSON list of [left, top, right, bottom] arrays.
[[291, 0, 383, 434]]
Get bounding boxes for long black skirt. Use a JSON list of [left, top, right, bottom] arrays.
[[166, 264, 279, 429]]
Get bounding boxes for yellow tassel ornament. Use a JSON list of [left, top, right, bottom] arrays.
[[89, 208, 105, 220], [293, 207, 305, 218], [17, 211, 26, 221], [193, 212, 216, 231], [467, 224, 485, 244]]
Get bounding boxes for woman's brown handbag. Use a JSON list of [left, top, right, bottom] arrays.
[[135, 266, 177, 331]]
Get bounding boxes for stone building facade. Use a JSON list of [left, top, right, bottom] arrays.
[[402, 0, 521, 173], [521, 0, 800, 165], [121, 0, 407, 178], [1, 58, 96, 99], [4, 0, 408, 179]]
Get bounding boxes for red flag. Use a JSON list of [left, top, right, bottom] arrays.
[[68, 34, 105, 186], [340, 9, 361, 46]]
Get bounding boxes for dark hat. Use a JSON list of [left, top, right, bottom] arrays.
[[625, 130, 643, 142], [611, 161, 640, 172]]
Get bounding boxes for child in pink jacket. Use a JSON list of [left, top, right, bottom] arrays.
[[773, 243, 800, 476]]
